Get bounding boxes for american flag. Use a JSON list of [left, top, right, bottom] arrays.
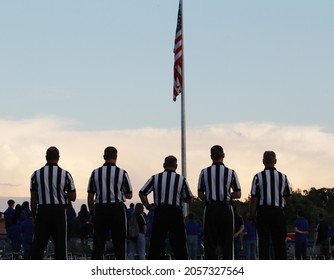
[[173, 0, 183, 102]]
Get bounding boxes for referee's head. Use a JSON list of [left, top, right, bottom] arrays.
[[163, 155, 178, 171], [103, 146, 118, 161], [263, 151, 277, 167], [210, 145, 225, 162], [45, 146, 60, 162]]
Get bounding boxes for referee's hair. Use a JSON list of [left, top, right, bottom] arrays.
[[104, 146, 118, 160], [263, 151, 276, 165], [46, 146, 60, 161], [210, 145, 224, 161], [163, 155, 177, 169]]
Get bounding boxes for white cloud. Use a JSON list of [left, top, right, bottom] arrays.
[[1, 118, 334, 208]]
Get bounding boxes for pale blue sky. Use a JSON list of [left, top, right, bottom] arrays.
[[0, 0, 333, 131]]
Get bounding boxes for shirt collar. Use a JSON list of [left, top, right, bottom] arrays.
[[212, 162, 225, 166], [45, 162, 58, 166], [103, 163, 116, 166], [164, 169, 176, 173], [264, 167, 277, 170]]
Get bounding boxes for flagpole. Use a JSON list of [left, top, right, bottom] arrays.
[[181, 62, 188, 218], [180, 0, 186, 179], [180, 0, 188, 217], [173, 0, 188, 217]]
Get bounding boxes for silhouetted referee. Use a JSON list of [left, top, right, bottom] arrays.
[[87, 146, 133, 260], [139, 155, 193, 260], [30, 146, 77, 260], [198, 145, 241, 260], [250, 151, 292, 259]]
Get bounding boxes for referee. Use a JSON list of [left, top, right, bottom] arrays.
[[250, 151, 292, 260], [30, 146, 77, 260], [197, 145, 241, 260], [87, 146, 133, 260], [139, 155, 193, 260]]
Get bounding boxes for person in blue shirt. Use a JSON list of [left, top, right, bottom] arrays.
[[293, 210, 309, 260], [127, 203, 147, 260], [21, 212, 34, 259], [185, 213, 201, 260], [145, 204, 155, 254], [127, 203, 135, 216], [7, 204, 26, 258], [21, 201, 31, 219], [4, 199, 15, 233], [314, 213, 330, 259], [233, 206, 245, 260], [243, 213, 257, 260]]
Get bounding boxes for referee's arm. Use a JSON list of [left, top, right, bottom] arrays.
[[231, 190, 241, 199], [30, 190, 38, 218], [67, 190, 77, 202], [249, 176, 259, 219], [139, 191, 151, 211], [197, 191, 205, 201], [249, 196, 258, 220], [87, 192, 95, 215], [125, 191, 133, 200], [197, 171, 206, 201]]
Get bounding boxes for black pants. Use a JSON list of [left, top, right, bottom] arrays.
[[31, 205, 67, 260], [256, 206, 287, 260], [295, 242, 307, 260], [149, 206, 187, 260], [91, 203, 127, 260], [203, 203, 234, 260]]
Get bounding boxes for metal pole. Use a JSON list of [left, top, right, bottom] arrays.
[[180, 0, 188, 217]]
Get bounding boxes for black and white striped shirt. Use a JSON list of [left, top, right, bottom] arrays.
[[139, 170, 193, 208], [251, 167, 292, 207], [87, 163, 132, 204], [198, 163, 241, 203], [30, 163, 76, 205]]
